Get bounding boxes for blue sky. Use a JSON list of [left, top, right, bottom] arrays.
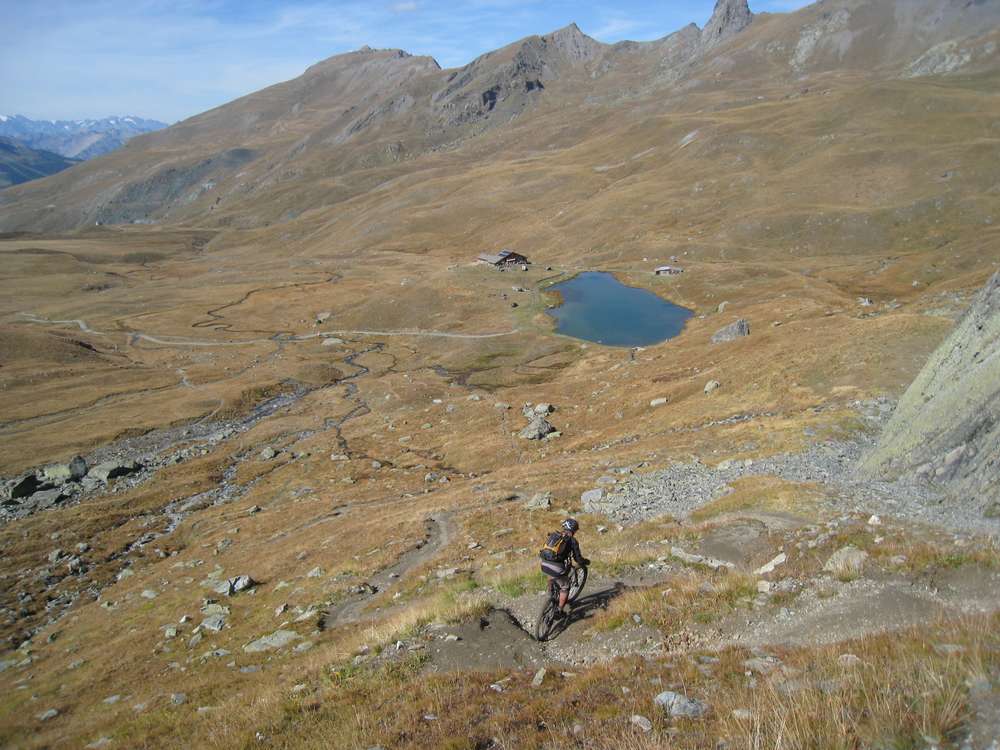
[[0, 0, 811, 123]]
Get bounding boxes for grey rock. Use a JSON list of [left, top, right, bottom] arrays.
[[90, 460, 140, 483], [47, 548, 64, 564], [43, 457, 86, 483], [654, 690, 710, 718], [671, 546, 735, 571], [170, 693, 187, 705], [630, 714, 653, 732], [215, 575, 255, 596], [140, 589, 158, 599], [259, 447, 276, 461], [519, 416, 556, 440], [37, 708, 59, 721], [704, 380, 721, 394], [243, 629, 303, 653], [823, 546, 868, 577], [862, 270, 1000, 512], [524, 492, 552, 510], [29, 488, 67, 509], [531, 668, 546, 687], [580, 488, 604, 511], [711, 319, 750, 343], [85, 738, 112, 749], [754, 552, 786, 575], [534, 403, 554, 414], [200, 615, 226, 633]]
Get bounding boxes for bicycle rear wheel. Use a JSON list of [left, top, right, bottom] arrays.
[[567, 566, 588, 603]]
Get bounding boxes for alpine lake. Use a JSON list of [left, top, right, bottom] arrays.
[[545, 271, 693, 347]]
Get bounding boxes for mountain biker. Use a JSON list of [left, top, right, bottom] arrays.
[[539, 518, 590, 616]]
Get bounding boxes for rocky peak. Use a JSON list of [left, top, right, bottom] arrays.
[[701, 0, 753, 50], [543, 22, 604, 64]]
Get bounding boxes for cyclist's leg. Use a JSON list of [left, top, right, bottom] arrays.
[[556, 573, 571, 612]]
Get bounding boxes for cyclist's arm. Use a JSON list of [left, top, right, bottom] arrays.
[[570, 537, 587, 565]]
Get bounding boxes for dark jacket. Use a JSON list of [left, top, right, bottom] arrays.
[[562, 533, 585, 565]]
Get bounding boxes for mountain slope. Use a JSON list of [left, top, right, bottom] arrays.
[[0, 0, 998, 236], [0, 136, 78, 189]]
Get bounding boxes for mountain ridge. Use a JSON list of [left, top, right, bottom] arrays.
[[1, 0, 998, 234]]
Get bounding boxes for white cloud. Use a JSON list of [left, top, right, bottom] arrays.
[[390, 1, 419, 12]]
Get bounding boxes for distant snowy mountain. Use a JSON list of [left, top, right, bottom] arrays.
[[0, 114, 168, 160]]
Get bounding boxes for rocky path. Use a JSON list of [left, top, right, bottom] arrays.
[[321, 512, 455, 629]]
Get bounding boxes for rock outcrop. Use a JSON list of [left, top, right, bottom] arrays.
[[862, 271, 1000, 514], [701, 0, 753, 51], [711, 319, 750, 343]]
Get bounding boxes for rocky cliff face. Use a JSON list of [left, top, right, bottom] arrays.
[[862, 271, 1000, 516], [701, 0, 753, 50]]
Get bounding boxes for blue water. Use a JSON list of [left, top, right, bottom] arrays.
[[546, 271, 693, 347]]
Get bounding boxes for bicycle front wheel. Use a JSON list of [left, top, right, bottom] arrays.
[[567, 566, 588, 603], [535, 596, 558, 641]]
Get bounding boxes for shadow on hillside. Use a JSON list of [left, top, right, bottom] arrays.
[[549, 581, 628, 639]]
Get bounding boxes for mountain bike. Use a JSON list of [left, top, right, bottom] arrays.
[[534, 563, 588, 642]]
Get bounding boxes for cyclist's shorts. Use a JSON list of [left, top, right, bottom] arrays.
[[540, 560, 571, 591]]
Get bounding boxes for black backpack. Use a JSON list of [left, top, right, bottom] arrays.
[[539, 531, 570, 562]]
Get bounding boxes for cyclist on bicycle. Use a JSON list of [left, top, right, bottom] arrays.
[[539, 518, 590, 616]]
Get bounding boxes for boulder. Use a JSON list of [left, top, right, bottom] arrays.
[[704, 380, 721, 394], [243, 629, 302, 653], [823, 546, 868, 578], [754, 552, 786, 576], [42, 457, 87, 484], [580, 488, 604, 512], [524, 492, 552, 510], [215, 575, 255, 596], [519, 416, 556, 440], [711, 319, 750, 343], [28, 488, 66, 510], [650, 397, 668, 407], [90, 460, 140, 483], [654, 690, 710, 718]]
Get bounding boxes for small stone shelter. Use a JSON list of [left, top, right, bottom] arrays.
[[655, 265, 684, 276], [478, 249, 529, 268]]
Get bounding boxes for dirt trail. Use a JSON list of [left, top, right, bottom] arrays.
[[17, 312, 517, 347], [321, 512, 455, 629]]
